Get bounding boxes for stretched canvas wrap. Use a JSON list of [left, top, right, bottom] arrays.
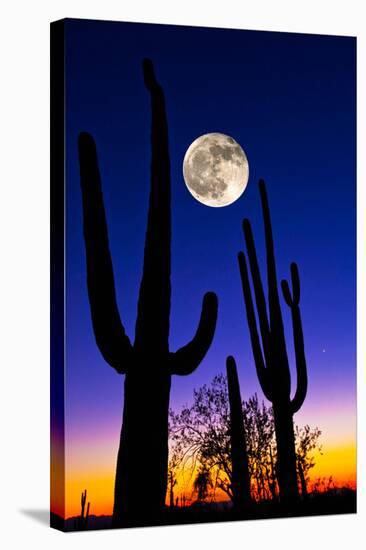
[[50, 18, 357, 531]]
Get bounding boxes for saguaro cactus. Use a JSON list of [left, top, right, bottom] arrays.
[[78, 59, 218, 527], [226, 356, 251, 510], [76, 489, 90, 530], [237, 179, 307, 504]]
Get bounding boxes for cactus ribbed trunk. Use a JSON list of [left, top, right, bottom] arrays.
[[112, 58, 172, 528], [113, 373, 171, 525], [273, 401, 298, 503], [226, 356, 251, 510], [238, 180, 308, 505], [78, 59, 218, 528]]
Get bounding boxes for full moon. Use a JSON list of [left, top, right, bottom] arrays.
[[183, 133, 249, 207]]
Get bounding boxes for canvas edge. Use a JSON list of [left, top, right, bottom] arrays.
[[50, 18, 67, 533]]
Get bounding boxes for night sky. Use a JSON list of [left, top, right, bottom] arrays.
[[60, 19, 356, 517]]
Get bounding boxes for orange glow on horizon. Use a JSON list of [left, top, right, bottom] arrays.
[[58, 442, 356, 519], [65, 471, 115, 518], [310, 444, 356, 487]]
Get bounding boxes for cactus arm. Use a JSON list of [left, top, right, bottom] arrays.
[[242, 219, 271, 363], [135, 58, 171, 353], [81, 489, 86, 517], [281, 262, 300, 306], [281, 263, 308, 413], [290, 305, 307, 414], [238, 252, 272, 401], [169, 292, 218, 375], [78, 133, 133, 374]]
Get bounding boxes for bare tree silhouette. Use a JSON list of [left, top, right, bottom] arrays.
[[295, 425, 322, 499], [243, 395, 277, 501], [168, 469, 178, 508], [169, 374, 320, 508]]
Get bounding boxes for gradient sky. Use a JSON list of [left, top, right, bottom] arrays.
[[59, 19, 356, 518]]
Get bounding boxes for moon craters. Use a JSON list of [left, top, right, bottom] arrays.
[[183, 133, 249, 207]]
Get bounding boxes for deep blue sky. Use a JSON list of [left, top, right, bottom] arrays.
[[64, 19, 356, 441]]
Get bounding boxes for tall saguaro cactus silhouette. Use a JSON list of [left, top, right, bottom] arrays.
[[226, 356, 251, 510], [238, 179, 307, 504], [78, 59, 218, 527]]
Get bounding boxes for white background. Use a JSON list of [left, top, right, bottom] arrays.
[[0, 1, 364, 548]]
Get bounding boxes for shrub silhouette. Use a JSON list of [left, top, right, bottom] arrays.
[[78, 59, 218, 527], [238, 179, 308, 504], [193, 468, 212, 502]]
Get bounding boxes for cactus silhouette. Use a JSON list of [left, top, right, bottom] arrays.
[[237, 179, 307, 504], [76, 489, 90, 530], [226, 356, 251, 510], [78, 59, 218, 527]]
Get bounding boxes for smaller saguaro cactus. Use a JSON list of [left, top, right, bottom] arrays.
[[226, 356, 251, 510], [238, 179, 308, 504], [76, 489, 90, 530]]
